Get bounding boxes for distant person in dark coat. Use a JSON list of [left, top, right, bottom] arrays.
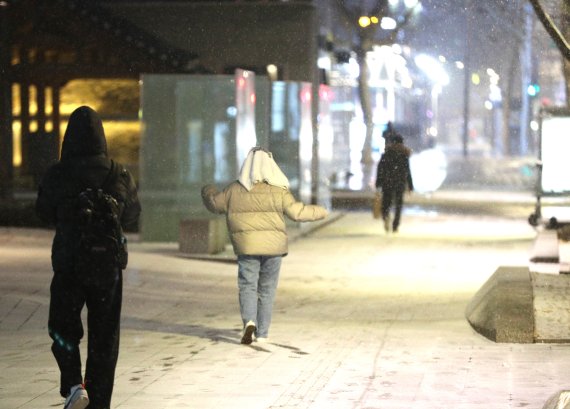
[[375, 133, 414, 233], [36, 106, 141, 409]]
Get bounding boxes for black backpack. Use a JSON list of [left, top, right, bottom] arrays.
[[74, 165, 128, 273]]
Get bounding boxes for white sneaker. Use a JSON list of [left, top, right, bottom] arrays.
[[64, 384, 89, 409], [241, 321, 256, 345], [255, 337, 269, 343]]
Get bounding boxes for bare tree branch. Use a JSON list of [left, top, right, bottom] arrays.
[[528, 0, 570, 60], [336, 0, 360, 26], [370, 0, 388, 18]]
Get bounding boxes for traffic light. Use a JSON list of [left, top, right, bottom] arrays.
[[527, 83, 540, 97]]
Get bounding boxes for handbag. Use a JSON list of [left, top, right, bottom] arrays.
[[372, 191, 382, 219]]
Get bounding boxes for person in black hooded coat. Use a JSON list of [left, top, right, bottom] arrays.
[[375, 133, 414, 233], [36, 106, 141, 409]]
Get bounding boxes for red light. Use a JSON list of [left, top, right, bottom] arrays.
[[319, 85, 332, 102], [250, 93, 256, 104], [238, 78, 245, 88], [301, 90, 311, 103]]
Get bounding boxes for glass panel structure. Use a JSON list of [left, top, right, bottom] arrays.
[[140, 74, 319, 241]]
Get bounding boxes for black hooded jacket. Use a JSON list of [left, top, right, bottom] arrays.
[[36, 106, 141, 272], [375, 141, 414, 192]]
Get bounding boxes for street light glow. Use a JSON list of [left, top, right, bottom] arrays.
[[348, 57, 360, 78], [471, 73, 480, 85], [404, 0, 419, 8], [381, 17, 397, 30], [359, 16, 371, 28], [317, 57, 331, 70], [414, 54, 450, 86], [489, 84, 502, 102]]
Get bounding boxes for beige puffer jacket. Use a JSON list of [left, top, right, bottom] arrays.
[[201, 182, 328, 256]]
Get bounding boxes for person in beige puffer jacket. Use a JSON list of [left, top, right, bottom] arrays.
[[201, 147, 328, 344]]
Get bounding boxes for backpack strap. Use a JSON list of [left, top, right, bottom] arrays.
[[100, 161, 127, 218], [100, 161, 122, 192]]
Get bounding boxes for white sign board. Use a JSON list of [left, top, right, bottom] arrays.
[[541, 112, 570, 194]]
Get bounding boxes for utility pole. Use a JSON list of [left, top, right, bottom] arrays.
[[462, 0, 471, 158], [0, 1, 13, 199], [519, 3, 533, 156], [561, 0, 570, 105]]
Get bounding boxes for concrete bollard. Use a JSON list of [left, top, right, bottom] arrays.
[[465, 266, 534, 343]]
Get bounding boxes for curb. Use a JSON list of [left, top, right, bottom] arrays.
[[176, 211, 346, 263]]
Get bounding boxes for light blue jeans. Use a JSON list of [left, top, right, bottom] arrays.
[[237, 255, 282, 338]]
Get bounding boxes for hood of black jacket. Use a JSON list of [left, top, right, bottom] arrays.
[[60, 106, 107, 161], [385, 142, 411, 157]]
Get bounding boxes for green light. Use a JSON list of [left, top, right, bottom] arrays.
[[527, 84, 540, 97]]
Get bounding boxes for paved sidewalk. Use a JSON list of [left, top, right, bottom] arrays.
[[1, 209, 569, 409], [332, 188, 539, 220]]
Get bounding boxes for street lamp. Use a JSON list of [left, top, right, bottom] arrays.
[[358, 15, 382, 28], [359, 15, 397, 30], [381, 17, 397, 30], [358, 16, 371, 28]]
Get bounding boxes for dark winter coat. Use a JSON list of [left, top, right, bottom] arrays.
[[36, 106, 141, 273], [375, 142, 414, 191]]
